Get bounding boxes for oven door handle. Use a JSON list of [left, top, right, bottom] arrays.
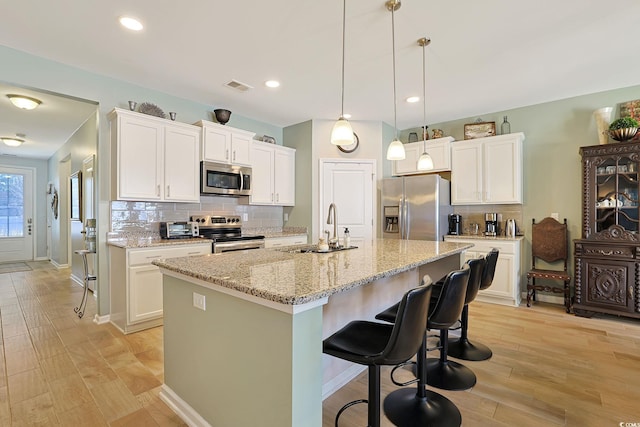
[[214, 240, 265, 253]]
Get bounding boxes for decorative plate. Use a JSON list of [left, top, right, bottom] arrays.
[[138, 102, 166, 119]]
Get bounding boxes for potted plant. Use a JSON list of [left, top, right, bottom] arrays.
[[609, 117, 639, 141]]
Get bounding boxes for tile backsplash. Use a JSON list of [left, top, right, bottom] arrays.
[[453, 204, 523, 236], [110, 195, 283, 232]]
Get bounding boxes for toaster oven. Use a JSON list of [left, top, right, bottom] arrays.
[[159, 221, 199, 239]]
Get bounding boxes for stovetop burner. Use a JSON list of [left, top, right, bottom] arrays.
[[190, 214, 264, 242]]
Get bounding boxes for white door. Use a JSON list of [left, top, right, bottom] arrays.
[[0, 166, 34, 262], [320, 160, 375, 246]]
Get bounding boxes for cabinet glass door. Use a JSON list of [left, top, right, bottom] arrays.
[[595, 155, 639, 232]]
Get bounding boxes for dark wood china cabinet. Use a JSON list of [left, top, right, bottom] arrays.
[[574, 141, 640, 318]]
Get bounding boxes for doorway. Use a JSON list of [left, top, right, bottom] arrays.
[[319, 159, 376, 246], [0, 165, 34, 262]]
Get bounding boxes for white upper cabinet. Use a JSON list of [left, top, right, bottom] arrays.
[[248, 141, 295, 206], [393, 136, 454, 176], [109, 108, 200, 202], [195, 120, 254, 166], [451, 132, 524, 205]]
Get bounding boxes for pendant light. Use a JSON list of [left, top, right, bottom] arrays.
[[331, 0, 355, 146], [416, 37, 434, 171], [385, 0, 405, 160]]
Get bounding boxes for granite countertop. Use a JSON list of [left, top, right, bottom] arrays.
[[153, 239, 472, 305], [243, 227, 308, 239], [107, 233, 212, 249], [445, 234, 525, 241]]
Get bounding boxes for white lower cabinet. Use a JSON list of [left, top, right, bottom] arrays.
[[444, 237, 522, 307], [109, 243, 210, 333], [264, 235, 308, 248]]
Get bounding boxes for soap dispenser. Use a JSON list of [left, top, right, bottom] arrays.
[[343, 227, 350, 248]]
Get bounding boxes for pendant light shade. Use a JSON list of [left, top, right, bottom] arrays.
[[416, 37, 433, 171], [331, 0, 355, 146], [385, 0, 405, 160], [331, 117, 355, 145]]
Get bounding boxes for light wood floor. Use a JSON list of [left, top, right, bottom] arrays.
[[2, 263, 640, 426]]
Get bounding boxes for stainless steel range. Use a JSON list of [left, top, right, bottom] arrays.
[[190, 215, 265, 253]]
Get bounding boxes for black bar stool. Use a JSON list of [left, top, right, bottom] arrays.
[[74, 249, 96, 318], [376, 266, 469, 427], [323, 280, 433, 427], [447, 248, 499, 361], [424, 256, 485, 391]]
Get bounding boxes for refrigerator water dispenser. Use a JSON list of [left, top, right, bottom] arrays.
[[384, 206, 400, 233]]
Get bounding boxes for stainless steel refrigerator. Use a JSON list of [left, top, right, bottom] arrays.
[[382, 175, 452, 241]]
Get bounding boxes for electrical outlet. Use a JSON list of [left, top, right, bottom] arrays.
[[193, 292, 206, 311], [284, 213, 289, 221], [551, 212, 559, 220], [242, 213, 248, 221]]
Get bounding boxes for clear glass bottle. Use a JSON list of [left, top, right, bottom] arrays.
[[501, 116, 511, 135]]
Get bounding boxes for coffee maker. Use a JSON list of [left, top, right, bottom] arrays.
[[448, 214, 462, 235], [484, 213, 498, 236]]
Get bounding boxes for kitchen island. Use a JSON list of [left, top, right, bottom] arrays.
[[154, 239, 471, 427]]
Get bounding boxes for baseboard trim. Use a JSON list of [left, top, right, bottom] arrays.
[[50, 260, 69, 269], [159, 384, 211, 427], [93, 314, 110, 325], [322, 364, 366, 400]]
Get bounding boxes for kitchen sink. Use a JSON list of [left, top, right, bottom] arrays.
[[282, 245, 358, 254]]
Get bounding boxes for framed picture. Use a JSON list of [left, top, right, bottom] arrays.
[[620, 99, 640, 121], [464, 121, 496, 140], [70, 171, 82, 221]]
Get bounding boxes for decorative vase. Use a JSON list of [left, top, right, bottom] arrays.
[[501, 116, 511, 135], [214, 109, 231, 125], [593, 107, 613, 145]]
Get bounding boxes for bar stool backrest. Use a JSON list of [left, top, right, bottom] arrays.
[[464, 256, 486, 304], [479, 248, 499, 291], [428, 266, 470, 330], [377, 279, 433, 365]]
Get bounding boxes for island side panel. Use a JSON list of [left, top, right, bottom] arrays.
[[162, 275, 323, 427]]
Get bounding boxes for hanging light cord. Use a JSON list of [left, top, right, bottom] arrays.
[[391, 4, 398, 140], [340, 0, 347, 118], [422, 38, 427, 147]]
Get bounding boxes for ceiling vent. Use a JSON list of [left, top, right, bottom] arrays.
[[224, 80, 253, 92]]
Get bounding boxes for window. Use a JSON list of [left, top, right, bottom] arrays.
[[0, 173, 24, 237]]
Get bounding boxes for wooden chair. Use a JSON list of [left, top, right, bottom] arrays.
[[526, 217, 571, 312]]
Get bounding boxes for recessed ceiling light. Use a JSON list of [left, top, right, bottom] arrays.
[[7, 95, 41, 110], [342, 113, 352, 119], [1, 137, 25, 147], [406, 96, 420, 103], [119, 16, 143, 31], [265, 80, 280, 88]]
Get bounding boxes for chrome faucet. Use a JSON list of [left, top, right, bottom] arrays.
[[326, 203, 339, 248]]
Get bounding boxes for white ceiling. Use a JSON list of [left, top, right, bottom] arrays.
[[1, 0, 639, 158]]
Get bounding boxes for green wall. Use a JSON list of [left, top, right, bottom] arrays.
[[283, 120, 312, 238], [0, 45, 283, 315], [402, 85, 640, 290]]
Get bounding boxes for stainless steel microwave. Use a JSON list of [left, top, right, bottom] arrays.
[[200, 161, 252, 196]]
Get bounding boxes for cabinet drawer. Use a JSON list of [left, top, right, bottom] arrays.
[[577, 243, 638, 260], [445, 238, 516, 255], [128, 244, 210, 266]]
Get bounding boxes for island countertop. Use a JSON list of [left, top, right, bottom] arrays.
[[153, 238, 472, 305]]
